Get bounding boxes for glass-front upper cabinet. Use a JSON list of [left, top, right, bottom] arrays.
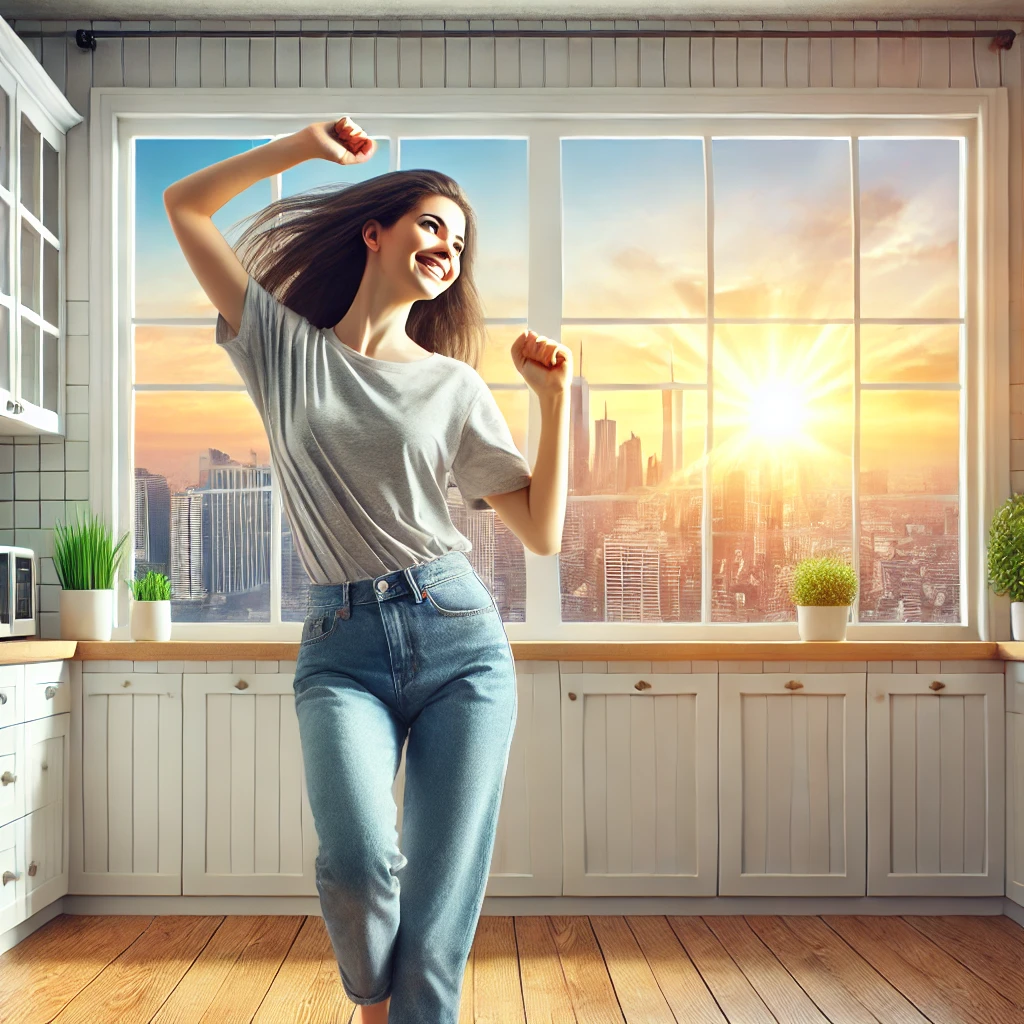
[[0, 21, 82, 436]]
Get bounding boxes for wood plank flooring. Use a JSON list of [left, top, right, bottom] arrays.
[[1, 913, 1022, 1023]]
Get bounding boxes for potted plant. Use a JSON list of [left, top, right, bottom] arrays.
[[126, 570, 173, 642], [53, 506, 131, 641], [987, 493, 1024, 640], [791, 555, 858, 642]]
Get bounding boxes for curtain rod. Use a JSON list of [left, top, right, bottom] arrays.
[[13, 25, 1018, 53]]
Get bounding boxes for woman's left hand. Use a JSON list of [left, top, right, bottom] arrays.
[[511, 330, 573, 398]]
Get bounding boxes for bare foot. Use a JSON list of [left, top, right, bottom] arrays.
[[353, 996, 390, 1023]]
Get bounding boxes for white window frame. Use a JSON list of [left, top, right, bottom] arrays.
[[91, 88, 1009, 641]]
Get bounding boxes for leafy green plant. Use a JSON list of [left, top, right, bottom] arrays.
[[126, 570, 171, 601], [53, 506, 131, 591], [791, 555, 858, 607], [987, 494, 1024, 602]]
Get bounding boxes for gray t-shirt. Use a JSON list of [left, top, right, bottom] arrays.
[[215, 276, 533, 584]]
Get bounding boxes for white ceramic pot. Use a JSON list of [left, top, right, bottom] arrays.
[[59, 589, 114, 641], [1012, 602, 1024, 641], [130, 599, 172, 642], [797, 604, 850, 642]]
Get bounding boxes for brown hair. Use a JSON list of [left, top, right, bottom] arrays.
[[232, 169, 486, 369]]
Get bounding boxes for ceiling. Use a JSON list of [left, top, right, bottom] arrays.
[[2, 1, 1021, 20]]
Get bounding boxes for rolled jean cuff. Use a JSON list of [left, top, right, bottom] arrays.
[[344, 982, 392, 1006]]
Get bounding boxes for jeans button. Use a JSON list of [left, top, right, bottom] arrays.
[[376, 580, 389, 593]]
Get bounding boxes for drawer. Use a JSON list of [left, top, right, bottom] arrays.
[[24, 665, 70, 723], [1009, 662, 1024, 713], [0, 725, 23, 829], [24, 716, 66, 817]]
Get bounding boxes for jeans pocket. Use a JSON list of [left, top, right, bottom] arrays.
[[301, 608, 341, 647], [421, 570, 495, 617]]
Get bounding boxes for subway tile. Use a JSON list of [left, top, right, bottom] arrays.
[[15, 472, 39, 500], [38, 611, 59, 638], [558, 661, 583, 673], [39, 584, 60, 613], [39, 557, 58, 585], [891, 661, 918, 673], [82, 660, 110, 672], [206, 660, 234, 671], [40, 501, 66, 529], [66, 299, 89, 334], [65, 339, 89, 385], [14, 502, 39, 529], [65, 472, 89, 500], [279, 660, 297, 674], [13, 436, 37, 445], [232, 660, 257, 675], [39, 473, 64, 500], [107, 661, 134, 671], [65, 385, 89, 414], [13, 445, 39, 471], [916, 660, 941, 674], [65, 413, 89, 442], [157, 661, 184, 673], [39, 444, 64, 471], [580, 661, 607, 672], [133, 662, 159, 673], [0, 476, 12, 501], [868, 661, 893, 673], [692, 660, 718, 673], [182, 661, 207, 673], [64, 441, 88, 471], [0, 446, 12, 472], [254, 661, 280, 673]]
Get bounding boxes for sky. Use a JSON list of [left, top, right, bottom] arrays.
[[132, 133, 962, 501]]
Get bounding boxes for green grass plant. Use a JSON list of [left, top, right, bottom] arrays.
[[987, 493, 1024, 602], [791, 555, 858, 607], [126, 570, 171, 601], [53, 506, 131, 591]]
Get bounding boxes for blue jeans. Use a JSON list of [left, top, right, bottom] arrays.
[[292, 550, 518, 1024]]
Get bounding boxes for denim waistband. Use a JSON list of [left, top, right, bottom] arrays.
[[305, 550, 474, 618]]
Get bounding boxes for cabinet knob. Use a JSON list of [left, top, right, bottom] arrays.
[[634, 680, 652, 691], [929, 680, 946, 691], [0, 692, 6, 704], [27, 861, 37, 877], [785, 680, 804, 690], [2, 870, 19, 885], [235, 680, 249, 690], [122, 680, 132, 688], [1, 771, 16, 785], [44, 685, 57, 699], [567, 692, 577, 701]]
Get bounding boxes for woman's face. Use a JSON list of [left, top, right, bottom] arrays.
[[372, 196, 467, 299]]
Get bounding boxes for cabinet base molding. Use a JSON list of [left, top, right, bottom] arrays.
[[1005, 898, 1024, 927], [0, 896, 66, 956], [62, 893, 1007, 918]]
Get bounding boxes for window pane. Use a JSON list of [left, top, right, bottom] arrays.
[[447, 387, 528, 623], [0, 305, 8, 392], [559, 324, 706, 385], [562, 138, 706, 319], [281, 506, 311, 622], [134, 391, 272, 622], [43, 139, 59, 235], [19, 115, 39, 218], [711, 324, 854, 622], [20, 220, 39, 312], [861, 324, 959, 383], [281, 137, 391, 195], [860, 138, 961, 319], [134, 138, 272, 318], [134, 325, 246, 385], [20, 317, 38, 406], [0, 87, 7, 190], [478, 323, 528, 384], [859, 389, 960, 623], [714, 138, 852, 319], [559, 385, 705, 623], [399, 138, 528, 319], [43, 239, 58, 326]]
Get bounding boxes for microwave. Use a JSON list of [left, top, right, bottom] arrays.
[[0, 546, 36, 638]]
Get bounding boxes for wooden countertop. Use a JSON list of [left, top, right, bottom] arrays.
[[0, 638, 1019, 664]]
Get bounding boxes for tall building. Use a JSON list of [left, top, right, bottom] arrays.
[[133, 467, 170, 575], [593, 402, 617, 494], [169, 490, 205, 601]]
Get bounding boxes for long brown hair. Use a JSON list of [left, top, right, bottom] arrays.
[[232, 169, 487, 369]]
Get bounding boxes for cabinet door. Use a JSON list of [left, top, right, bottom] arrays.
[[561, 672, 717, 896], [1009, 712, 1024, 907], [0, 722, 23, 828], [719, 673, 866, 896], [868, 673, 1004, 895], [0, 816, 25, 934], [23, 712, 68, 917], [183, 673, 315, 896], [73, 672, 182, 895]]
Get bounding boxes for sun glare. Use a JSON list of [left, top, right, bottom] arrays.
[[748, 382, 808, 441]]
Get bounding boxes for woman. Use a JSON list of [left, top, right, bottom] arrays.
[[164, 116, 571, 1024]]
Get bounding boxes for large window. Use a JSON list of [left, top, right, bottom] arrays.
[[106, 94, 1004, 640]]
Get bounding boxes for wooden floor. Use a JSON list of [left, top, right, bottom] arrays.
[[1, 912, 1023, 1022]]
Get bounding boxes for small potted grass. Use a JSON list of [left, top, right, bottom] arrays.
[[791, 555, 858, 642], [126, 570, 173, 642], [54, 506, 131, 641], [987, 493, 1024, 640]]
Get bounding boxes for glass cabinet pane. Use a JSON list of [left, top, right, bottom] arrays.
[[43, 239, 57, 325], [0, 88, 7, 189], [0, 305, 8, 392], [19, 115, 40, 218], [41, 328, 57, 411], [0, 199, 8, 295], [20, 316, 38, 406], [42, 140, 58, 235], [20, 220, 39, 312]]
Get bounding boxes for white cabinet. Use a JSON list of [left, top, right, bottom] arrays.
[[182, 672, 316, 896], [0, 659, 69, 938], [1007, 664, 1024, 907], [0, 19, 81, 436], [71, 671, 182, 895], [719, 673, 866, 896], [867, 673, 1004, 896], [561, 672, 718, 896]]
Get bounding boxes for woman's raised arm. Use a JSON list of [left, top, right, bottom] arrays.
[[163, 117, 376, 332]]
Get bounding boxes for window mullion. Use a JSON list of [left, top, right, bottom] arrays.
[[852, 136, 862, 624], [702, 134, 714, 626]]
